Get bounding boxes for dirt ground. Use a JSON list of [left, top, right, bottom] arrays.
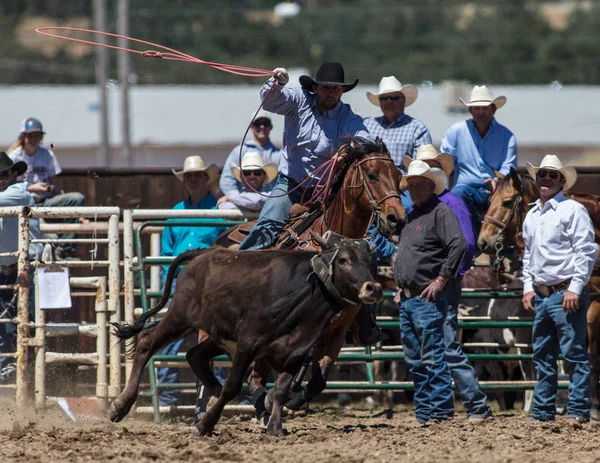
[[2, 400, 600, 463]]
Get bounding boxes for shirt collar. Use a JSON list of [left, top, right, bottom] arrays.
[[313, 100, 343, 119], [377, 113, 409, 128], [184, 193, 215, 209], [467, 117, 497, 137], [409, 194, 439, 214], [532, 191, 567, 211]]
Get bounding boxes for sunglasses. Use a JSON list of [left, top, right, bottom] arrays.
[[242, 169, 265, 177], [538, 170, 559, 180], [252, 120, 271, 128], [379, 95, 402, 102]]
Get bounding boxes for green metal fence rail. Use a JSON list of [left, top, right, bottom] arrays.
[[133, 224, 547, 423]]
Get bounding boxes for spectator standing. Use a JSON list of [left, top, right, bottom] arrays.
[[394, 160, 467, 425], [157, 155, 228, 406], [521, 155, 598, 423]]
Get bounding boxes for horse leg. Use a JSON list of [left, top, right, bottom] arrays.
[[248, 357, 271, 423], [195, 344, 254, 436], [587, 300, 600, 419], [110, 320, 190, 422], [266, 371, 295, 437]]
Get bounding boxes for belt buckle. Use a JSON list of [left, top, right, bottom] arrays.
[[536, 284, 550, 297]]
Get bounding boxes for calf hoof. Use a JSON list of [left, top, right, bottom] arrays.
[[193, 421, 214, 437], [109, 401, 126, 423], [591, 408, 600, 422], [266, 422, 286, 437]]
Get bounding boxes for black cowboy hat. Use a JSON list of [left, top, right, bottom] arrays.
[[0, 151, 27, 176], [299, 62, 359, 93]]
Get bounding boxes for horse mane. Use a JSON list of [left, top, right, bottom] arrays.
[[326, 138, 389, 204], [496, 169, 538, 200]]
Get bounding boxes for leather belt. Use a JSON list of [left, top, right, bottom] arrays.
[[535, 279, 571, 297], [403, 285, 428, 299]]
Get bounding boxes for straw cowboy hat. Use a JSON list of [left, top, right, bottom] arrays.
[[172, 155, 219, 184], [403, 160, 447, 195], [460, 85, 506, 110], [299, 62, 358, 93], [231, 151, 278, 184], [526, 154, 577, 190], [366, 76, 418, 108], [403, 144, 454, 177]]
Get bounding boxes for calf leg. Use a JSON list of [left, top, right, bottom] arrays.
[[186, 331, 224, 399], [285, 344, 334, 411], [195, 345, 254, 436], [110, 320, 190, 422], [266, 372, 295, 437]]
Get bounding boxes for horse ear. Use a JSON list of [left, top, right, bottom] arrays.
[[494, 169, 505, 180], [509, 167, 521, 190]]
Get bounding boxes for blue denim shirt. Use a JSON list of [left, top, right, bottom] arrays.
[[260, 77, 372, 186], [441, 118, 517, 187], [219, 140, 281, 195]]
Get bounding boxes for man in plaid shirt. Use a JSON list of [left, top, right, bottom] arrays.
[[364, 76, 431, 209], [364, 76, 431, 169]]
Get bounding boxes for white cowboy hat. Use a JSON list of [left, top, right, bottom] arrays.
[[231, 151, 278, 184], [403, 144, 454, 177], [172, 155, 219, 184], [403, 160, 447, 195], [366, 76, 418, 108], [460, 85, 506, 110], [526, 154, 577, 190]]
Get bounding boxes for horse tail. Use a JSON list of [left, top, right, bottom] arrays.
[[112, 248, 210, 340]]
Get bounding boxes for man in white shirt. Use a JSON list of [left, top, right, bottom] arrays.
[[217, 151, 278, 213], [0, 151, 42, 381], [521, 154, 598, 424]]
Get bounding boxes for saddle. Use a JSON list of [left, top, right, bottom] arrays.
[[225, 204, 323, 249]]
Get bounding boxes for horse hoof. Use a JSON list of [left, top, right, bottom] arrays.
[[109, 402, 125, 423]]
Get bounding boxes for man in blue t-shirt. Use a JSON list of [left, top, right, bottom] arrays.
[[157, 155, 227, 406]]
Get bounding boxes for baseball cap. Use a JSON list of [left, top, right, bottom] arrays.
[[20, 117, 45, 135], [251, 110, 272, 124]]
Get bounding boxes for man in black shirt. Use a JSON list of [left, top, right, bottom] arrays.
[[394, 160, 467, 425]]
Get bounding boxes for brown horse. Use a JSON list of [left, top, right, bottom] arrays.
[[206, 140, 406, 422], [478, 167, 600, 419], [215, 139, 406, 249]]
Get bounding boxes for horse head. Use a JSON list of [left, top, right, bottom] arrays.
[[478, 168, 539, 260], [326, 138, 406, 238]]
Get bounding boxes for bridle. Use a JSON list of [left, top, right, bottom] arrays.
[[327, 154, 401, 235], [482, 194, 523, 270]]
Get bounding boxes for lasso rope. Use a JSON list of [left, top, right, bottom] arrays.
[[35, 26, 340, 205]]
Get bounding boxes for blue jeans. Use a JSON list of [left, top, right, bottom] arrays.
[[239, 175, 309, 250], [445, 280, 491, 417], [451, 184, 490, 240], [400, 292, 454, 423], [0, 267, 35, 372], [531, 287, 591, 421]]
